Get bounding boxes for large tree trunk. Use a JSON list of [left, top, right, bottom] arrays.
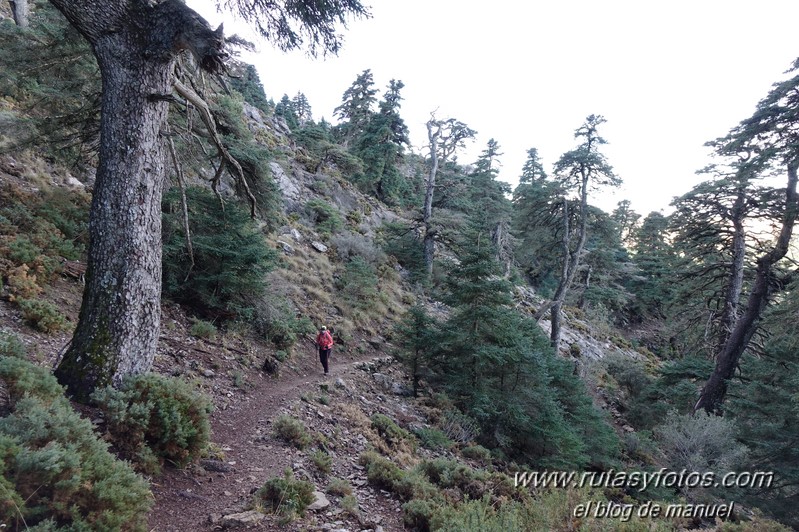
[[54, 25, 174, 401], [695, 163, 798, 414], [9, 0, 29, 27], [49, 0, 224, 401]]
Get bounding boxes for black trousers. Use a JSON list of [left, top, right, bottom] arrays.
[[319, 347, 331, 373]]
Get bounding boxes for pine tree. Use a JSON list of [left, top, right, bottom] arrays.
[[351, 79, 411, 202], [432, 231, 618, 467], [394, 304, 438, 397], [333, 69, 377, 147]]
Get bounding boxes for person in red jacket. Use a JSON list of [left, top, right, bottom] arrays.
[[316, 325, 334, 375]]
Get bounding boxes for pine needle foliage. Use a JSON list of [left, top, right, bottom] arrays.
[[162, 186, 278, 320], [0, 356, 151, 530]]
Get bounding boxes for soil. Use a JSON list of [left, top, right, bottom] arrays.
[[146, 336, 407, 532]]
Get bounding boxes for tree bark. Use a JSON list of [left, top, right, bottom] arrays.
[[542, 169, 589, 349], [695, 162, 798, 414], [9, 0, 29, 27], [716, 189, 746, 353], [49, 0, 225, 401]]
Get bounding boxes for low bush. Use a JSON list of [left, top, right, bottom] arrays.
[[371, 413, 414, 448], [0, 331, 26, 359], [0, 355, 65, 406], [0, 356, 151, 530], [341, 493, 359, 517], [414, 427, 453, 450], [273, 414, 313, 449], [326, 477, 353, 496], [331, 231, 387, 265], [461, 444, 492, 463], [359, 450, 404, 490], [311, 449, 332, 474], [189, 319, 216, 339], [16, 297, 67, 333], [92, 373, 212, 473], [254, 469, 315, 519], [305, 198, 343, 236]]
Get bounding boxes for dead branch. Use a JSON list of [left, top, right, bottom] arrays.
[[173, 79, 257, 217], [165, 126, 195, 278]]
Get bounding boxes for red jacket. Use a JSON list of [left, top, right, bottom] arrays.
[[316, 330, 333, 349]]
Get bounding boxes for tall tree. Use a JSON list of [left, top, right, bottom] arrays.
[[333, 68, 377, 147], [468, 139, 513, 274], [423, 115, 475, 278], [512, 148, 561, 287], [610, 199, 640, 246], [50, 0, 368, 401], [352, 78, 410, 201], [695, 60, 799, 413], [536, 115, 620, 348]]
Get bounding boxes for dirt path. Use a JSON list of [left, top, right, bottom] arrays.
[[147, 347, 397, 531]]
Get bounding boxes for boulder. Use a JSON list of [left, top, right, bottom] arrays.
[[311, 241, 329, 253], [307, 490, 330, 511], [220, 510, 264, 528]]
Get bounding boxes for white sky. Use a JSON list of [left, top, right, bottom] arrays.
[[188, 0, 799, 216]]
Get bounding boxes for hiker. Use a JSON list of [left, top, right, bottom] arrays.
[[316, 325, 334, 375]]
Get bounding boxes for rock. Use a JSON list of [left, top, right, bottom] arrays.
[[278, 225, 303, 243], [200, 459, 233, 473], [276, 240, 294, 255], [270, 161, 301, 202], [335, 378, 347, 389], [202, 369, 216, 378], [220, 510, 264, 528], [307, 490, 330, 511], [65, 175, 85, 188], [366, 336, 384, 349], [242, 102, 265, 127], [262, 356, 279, 375], [311, 241, 329, 253]]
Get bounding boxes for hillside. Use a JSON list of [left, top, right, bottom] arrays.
[[2, 3, 799, 531]]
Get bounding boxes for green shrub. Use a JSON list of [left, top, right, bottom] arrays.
[[162, 187, 278, 321], [92, 373, 212, 472], [336, 257, 379, 312], [311, 449, 332, 474], [403, 498, 441, 531], [254, 469, 315, 518], [273, 414, 312, 449], [461, 444, 492, 463], [0, 358, 150, 530], [414, 427, 453, 450], [653, 410, 748, 496], [341, 494, 359, 517], [0, 331, 26, 359], [0, 356, 65, 407], [189, 319, 216, 339], [253, 290, 315, 350], [417, 459, 487, 497], [359, 450, 404, 490], [305, 198, 343, 236], [370, 413, 414, 447], [326, 477, 353, 496], [16, 297, 67, 333], [392, 470, 442, 502]]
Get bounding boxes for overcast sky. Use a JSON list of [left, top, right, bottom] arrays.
[[188, 0, 799, 216]]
